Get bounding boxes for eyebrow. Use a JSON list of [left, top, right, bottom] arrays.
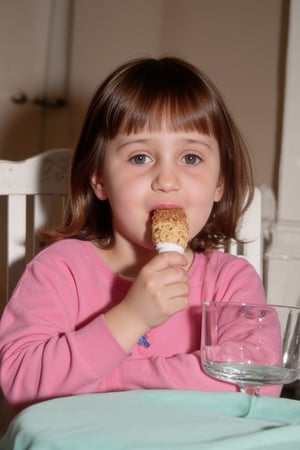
[[180, 138, 212, 149]]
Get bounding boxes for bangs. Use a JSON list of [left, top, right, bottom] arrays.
[[102, 58, 218, 139], [116, 93, 215, 136]]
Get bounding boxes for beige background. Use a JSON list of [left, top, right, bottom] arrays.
[[0, 0, 287, 189]]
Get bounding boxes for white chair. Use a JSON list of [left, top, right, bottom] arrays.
[[0, 148, 71, 434], [0, 148, 71, 306]]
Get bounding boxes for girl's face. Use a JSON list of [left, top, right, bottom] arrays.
[[91, 130, 223, 253]]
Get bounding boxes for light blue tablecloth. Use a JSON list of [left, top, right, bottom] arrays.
[[1, 390, 300, 450]]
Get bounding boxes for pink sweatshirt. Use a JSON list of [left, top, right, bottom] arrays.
[[0, 239, 280, 412]]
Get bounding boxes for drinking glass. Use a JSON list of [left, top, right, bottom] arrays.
[[201, 301, 300, 395]]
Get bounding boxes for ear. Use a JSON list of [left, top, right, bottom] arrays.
[[214, 177, 224, 202], [90, 172, 108, 200]]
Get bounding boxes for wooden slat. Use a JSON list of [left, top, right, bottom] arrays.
[[7, 195, 27, 300]]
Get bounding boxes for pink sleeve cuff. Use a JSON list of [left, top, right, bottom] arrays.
[[75, 314, 129, 380]]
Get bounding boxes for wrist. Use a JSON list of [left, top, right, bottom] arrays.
[[104, 302, 149, 352]]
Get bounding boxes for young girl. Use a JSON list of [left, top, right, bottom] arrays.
[[0, 56, 280, 413]]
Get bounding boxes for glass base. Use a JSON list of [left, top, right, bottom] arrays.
[[203, 362, 299, 386]]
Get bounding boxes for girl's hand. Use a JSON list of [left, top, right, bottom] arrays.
[[104, 252, 189, 352], [125, 251, 189, 329]]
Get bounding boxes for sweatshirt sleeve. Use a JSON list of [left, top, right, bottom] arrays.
[[104, 351, 282, 397], [0, 246, 129, 412]]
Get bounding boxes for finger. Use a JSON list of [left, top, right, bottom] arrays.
[[160, 281, 190, 300], [147, 251, 188, 271], [141, 252, 188, 284], [157, 266, 189, 285], [169, 296, 189, 313], [160, 290, 189, 315], [150, 281, 190, 311], [139, 267, 188, 298]]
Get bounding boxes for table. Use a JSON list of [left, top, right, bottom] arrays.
[[1, 390, 300, 449]]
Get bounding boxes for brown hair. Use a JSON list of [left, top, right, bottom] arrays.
[[41, 56, 254, 252]]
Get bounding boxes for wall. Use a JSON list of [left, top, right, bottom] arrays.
[[161, 0, 284, 188], [69, 0, 164, 146], [0, 0, 284, 186], [0, 0, 50, 160], [0, 0, 290, 430], [0, 0, 73, 160], [0, 0, 285, 185], [69, 0, 284, 188]]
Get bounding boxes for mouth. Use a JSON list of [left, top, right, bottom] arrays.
[[149, 204, 184, 221], [150, 204, 182, 212]]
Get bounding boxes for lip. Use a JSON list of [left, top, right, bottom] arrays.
[[150, 203, 183, 211]]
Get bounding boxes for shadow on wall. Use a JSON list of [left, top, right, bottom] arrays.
[[0, 100, 75, 161]]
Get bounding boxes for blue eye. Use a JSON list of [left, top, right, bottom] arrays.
[[183, 154, 202, 165], [129, 154, 151, 165]]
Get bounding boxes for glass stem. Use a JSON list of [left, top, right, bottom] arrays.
[[238, 384, 261, 396]]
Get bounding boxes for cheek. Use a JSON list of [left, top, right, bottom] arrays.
[[106, 183, 126, 202], [107, 180, 139, 209], [187, 186, 219, 237]]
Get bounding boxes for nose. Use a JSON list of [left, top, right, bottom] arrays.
[[151, 165, 180, 192]]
